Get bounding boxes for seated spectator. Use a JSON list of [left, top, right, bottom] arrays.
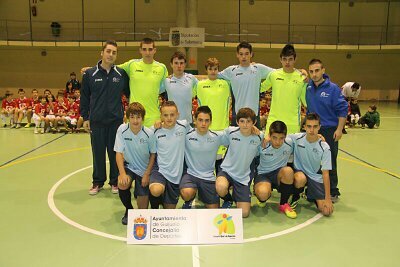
[[348, 98, 361, 127], [1, 92, 15, 127], [33, 95, 48, 134], [359, 105, 380, 129]]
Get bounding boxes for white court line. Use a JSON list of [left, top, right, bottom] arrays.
[[48, 165, 323, 256]]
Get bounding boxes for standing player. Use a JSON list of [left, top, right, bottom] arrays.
[[307, 59, 348, 202], [1, 92, 15, 127], [114, 102, 156, 225], [194, 57, 231, 170], [218, 42, 274, 126], [180, 106, 228, 209], [118, 38, 168, 127], [81, 40, 130, 195], [255, 120, 297, 218], [261, 44, 307, 134], [161, 51, 198, 123], [291, 113, 334, 216], [149, 101, 188, 209], [216, 108, 263, 218]]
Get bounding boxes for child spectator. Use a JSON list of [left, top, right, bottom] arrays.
[[25, 88, 39, 128], [66, 95, 79, 132], [45, 94, 56, 132], [348, 98, 361, 127], [54, 93, 70, 132], [33, 96, 48, 134], [73, 90, 83, 132], [13, 88, 31, 128], [359, 105, 380, 129], [1, 92, 15, 127]]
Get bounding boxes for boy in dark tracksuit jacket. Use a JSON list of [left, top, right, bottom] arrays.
[[81, 40, 130, 195], [359, 105, 380, 129], [348, 98, 361, 126]]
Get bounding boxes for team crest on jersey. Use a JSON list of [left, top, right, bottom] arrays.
[[249, 140, 258, 146], [139, 138, 147, 144], [283, 150, 290, 155], [312, 148, 319, 154], [112, 77, 120, 83], [133, 216, 148, 240], [175, 131, 184, 137], [153, 70, 161, 75], [207, 138, 215, 143]]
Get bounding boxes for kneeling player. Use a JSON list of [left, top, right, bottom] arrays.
[[291, 113, 333, 216], [180, 106, 228, 209], [216, 108, 263, 218], [149, 101, 188, 209], [255, 120, 296, 218], [114, 102, 156, 225]]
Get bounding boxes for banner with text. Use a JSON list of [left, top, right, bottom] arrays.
[[127, 209, 243, 245], [169, 27, 205, 48]]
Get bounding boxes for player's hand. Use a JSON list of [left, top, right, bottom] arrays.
[[333, 128, 342, 142], [118, 174, 130, 188], [262, 134, 271, 148], [317, 134, 326, 142], [80, 67, 90, 74], [153, 120, 162, 129], [251, 125, 260, 135], [83, 120, 90, 133], [141, 172, 150, 187], [322, 199, 334, 216], [299, 69, 309, 83]]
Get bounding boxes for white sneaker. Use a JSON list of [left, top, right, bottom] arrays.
[[34, 127, 39, 134], [40, 127, 44, 134]]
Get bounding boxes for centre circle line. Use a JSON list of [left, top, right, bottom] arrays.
[[48, 165, 323, 244]]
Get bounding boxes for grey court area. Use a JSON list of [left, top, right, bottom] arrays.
[[0, 102, 399, 267]]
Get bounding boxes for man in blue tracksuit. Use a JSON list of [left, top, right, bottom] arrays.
[[306, 59, 348, 202], [81, 40, 130, 195]]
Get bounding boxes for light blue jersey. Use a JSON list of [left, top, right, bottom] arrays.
[[114, 124, 156, 177], [220, 127, 263, 185], [185, 128, 228, 181], [218, 64, 273, 114], [291, 133, 332, 183], [161, 73, 198, 123], [153, 120, 188, 184], [257, 137, 294, 174]]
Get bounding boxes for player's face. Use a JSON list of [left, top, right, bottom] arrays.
[[308, 63, 325, 84], [129, 113, 143, 131], [101, 44, 117, 65], [171, 58, 186, 76], [195, 113, 211, 134], [40, 97, 47, 105], [237, 117, 255, 136], [206, 65, 219, 80], [280, 55, 295, 72], [18, 91, 25, 98], [74, 90, 80, 98], [32, 90, 38, 98], [236, 48, 253, 67], [270, 132, 286, 149], [260, 99, 267, 107], [140, 43, 156, 62], [44, 90, 50, 97], [305, 119, 320, 138], [161, 106, 178, 129]]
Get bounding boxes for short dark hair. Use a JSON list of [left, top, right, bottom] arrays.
[[31, 88, 38, 93], [369, 105, 377, 111], [305, 112, 321, 124], [126, 102, 146, 119], [236, 107, 256, 124], [205, 57, 220, 70], [170, 51, 186, 63], [102, 40, 118, 51], [18, 88, 24, 93], [236, 41, 253, 54], [280, 44, 296, 59], [160, 100, 178, 113], [70, 72, 76, 76], [140, 37, 155, 48], [38, 95, 47, 102], [309, 58, 323, 67], [351, 82, 360, 89], [194, 106, 212, 121], [269, 120, 287, 136]]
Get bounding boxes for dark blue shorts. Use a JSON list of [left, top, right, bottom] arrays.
[[217, 171, 251, 203], [125, 167, 149, 197], [254, 168, 282, 189], [150, 170, 180, 205], [180, 173, 219, 205], [294, 169, 326, 200]]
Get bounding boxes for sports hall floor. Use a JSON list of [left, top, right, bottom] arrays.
[[0, 101, 399, 267]]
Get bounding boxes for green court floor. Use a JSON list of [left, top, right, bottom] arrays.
[[0, 102, 399, 267]]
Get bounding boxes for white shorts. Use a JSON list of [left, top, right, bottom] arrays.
[[46, 115, 55, 119]]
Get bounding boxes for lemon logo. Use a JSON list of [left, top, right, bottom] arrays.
[[214, 213, 235, 235]]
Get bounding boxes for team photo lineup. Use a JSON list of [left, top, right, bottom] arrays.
[[4, 37, 377, 225]]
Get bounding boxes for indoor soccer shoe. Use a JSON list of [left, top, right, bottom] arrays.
[[89, 185, 103, 195], [182, 200, 193, 209], [289, 198, 299, 210], [221, 201, 233, 209], [279, 203, 297, 219], [111, 185, 119, 194], [257, 199, 267, 208], [121, 214, 128, 225]]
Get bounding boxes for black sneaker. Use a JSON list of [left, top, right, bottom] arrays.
[[331, 195, 340, 203], [182, 200, 193, 209], [342, 128, 347, 134], [121, 214, 128, 225]]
